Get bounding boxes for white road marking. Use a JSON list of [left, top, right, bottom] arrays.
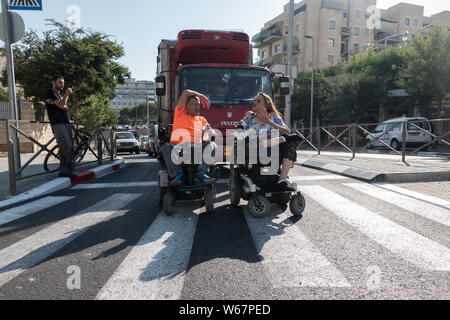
[[290, 175, 350, 181], [96, 208, 199, 300], [302, 185, 450, 271], [0, 193, 141, 287], [375, 183, 450, 209], [0, 196, 75, 226], [345, 183, 450, 227], [244, 210, 350, 288], [72, 182, 158, 189]]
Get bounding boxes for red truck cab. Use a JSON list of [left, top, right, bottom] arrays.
[[156, 30, 275, 158]]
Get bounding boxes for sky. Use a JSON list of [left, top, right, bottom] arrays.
[[2, 0, 449, 82]]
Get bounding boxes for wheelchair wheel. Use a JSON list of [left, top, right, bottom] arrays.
[[290, 193, 306, 217], [229, 170, 242, 207], [204, 186, 216, 213], [163, 192, 176, 216], [248, 195, 270, 218]]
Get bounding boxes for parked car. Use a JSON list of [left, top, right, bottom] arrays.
[[115, 131, 140, 154], [147, 124, 159, 157], [365, 117, 432, 150], [139, 135, 149, 152]]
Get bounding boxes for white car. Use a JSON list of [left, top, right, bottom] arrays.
[[115, 131, 140, 154], [365, 117, 432, 150], [139, 135, 149, 152]]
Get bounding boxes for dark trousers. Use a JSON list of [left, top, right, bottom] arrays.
[[51, 123, 74, 175]]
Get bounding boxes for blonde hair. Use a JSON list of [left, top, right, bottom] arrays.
[[258, 93, 282, 118]]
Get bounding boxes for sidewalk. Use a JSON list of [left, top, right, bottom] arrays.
[[296, 150, 450, 183], [0, 152, 124, 204]]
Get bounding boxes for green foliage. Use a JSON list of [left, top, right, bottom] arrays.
[[119, 103, 157, 124], [1, 20, 130, 121], [76, 95, 118, 133], [397, 26, 450, 117]]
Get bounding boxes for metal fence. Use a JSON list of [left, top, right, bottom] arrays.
[[0, 101, 9, 120], [5, 120, 117, 195], [294, 118, 450, 166]]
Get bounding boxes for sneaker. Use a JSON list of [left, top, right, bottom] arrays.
[[169, 174, 185, 187], [277, 181, 295, 192], [194, 171, 216, 185]]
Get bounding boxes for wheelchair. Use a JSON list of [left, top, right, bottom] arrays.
[[157, 126, 220, 216], [229, 133, 306, 218]]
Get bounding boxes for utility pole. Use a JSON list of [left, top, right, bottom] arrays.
[[284, 0, 294, 128], [1, 0, 21, 171], [304, 35, 314, 143]]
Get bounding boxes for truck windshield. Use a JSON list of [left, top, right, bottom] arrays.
[[180, 67, 273, 105]]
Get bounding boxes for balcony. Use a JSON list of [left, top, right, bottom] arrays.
[[341, 27, 352, 39], [252, 21, 284, 48], [257, 53, 284, 67]]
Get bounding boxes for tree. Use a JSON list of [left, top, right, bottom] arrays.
[[397, 26, 450, 118], [118, 103, 157, 124], [1, 20, 130, 121], [76, 94, 118, 133]]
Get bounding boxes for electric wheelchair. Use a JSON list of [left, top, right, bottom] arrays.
[[229, 127, 306, 218], [157, 126, 220, 216]]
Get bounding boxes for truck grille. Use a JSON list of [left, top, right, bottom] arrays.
[[181, 31, 202, 40]]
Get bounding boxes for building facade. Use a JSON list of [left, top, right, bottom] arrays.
[[252, 0, 450, 72], [109, 78, 156, 114]]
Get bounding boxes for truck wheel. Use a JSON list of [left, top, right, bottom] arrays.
[[248, 195, 270, 218], [204, 186, 216, 213], [290, 193, 306, 217], [163, 192, 175, 216]]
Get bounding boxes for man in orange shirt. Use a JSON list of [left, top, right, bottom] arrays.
[[160, 89, 217, 187]]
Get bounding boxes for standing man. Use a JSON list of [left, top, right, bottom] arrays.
[[45, 75, 74, 177]]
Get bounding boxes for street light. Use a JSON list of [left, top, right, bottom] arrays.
[[304, 35, 314, 143]]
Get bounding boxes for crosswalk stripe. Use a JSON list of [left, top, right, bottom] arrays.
[[96, 208, 199, 300], [0, 196, 75, 226], [375, 183, 450, 209], [290, 175, 350, 181], [0, 193, 141, 288], [302, 185, 450, 271], [72, 182, 158, 190], [345, 183, 450, 227], [244, 210, 350, 288]]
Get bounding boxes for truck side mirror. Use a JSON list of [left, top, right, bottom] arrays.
[[279, 76, 290, 96], [155, 75, 166, 96]]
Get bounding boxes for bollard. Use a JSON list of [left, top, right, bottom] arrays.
[[402, 121, 407, 165], [97, 127, 103, 166]]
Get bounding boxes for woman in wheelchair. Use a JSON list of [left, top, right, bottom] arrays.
[[159, 89, 217, 187], [239, 93, 301, 192]]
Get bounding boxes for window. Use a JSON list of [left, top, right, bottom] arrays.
[[355, 10, 361, 19], [328, 38, 335, 47], [414, 19, 418, 27], [354, 27, 360, 36], [274, 44, 281, 53], [405, 18, 410, 26], [262, 50, 267, 59], [364, 28, 370, 37], [295, 24, 300, 33], [329, 20, 336, 30], [353, 43, 359, 52], [328, 55, 334, 65], [343, 11, 347, 18]]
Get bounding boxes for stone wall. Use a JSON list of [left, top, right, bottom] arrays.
[[0, 101, 55, 154]]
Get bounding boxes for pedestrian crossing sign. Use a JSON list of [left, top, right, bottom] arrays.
[[9, 0, 42, 11]]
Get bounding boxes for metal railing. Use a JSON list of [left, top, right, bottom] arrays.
[[5, 120, 117, 195], [295, 118, 450, 166]]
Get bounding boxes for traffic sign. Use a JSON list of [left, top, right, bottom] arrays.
[[9, 0, 42, 11], [0, 11, 25, 43]]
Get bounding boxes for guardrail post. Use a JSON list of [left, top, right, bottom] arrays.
[[402, 121, 407, 165], [351, 124, 356, 161], [97, 126, 103, 166], [109, 128, 115, 161], [6, 121, 16, 195]]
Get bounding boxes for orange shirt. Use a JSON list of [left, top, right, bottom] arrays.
[[170, 105, 208, 145]]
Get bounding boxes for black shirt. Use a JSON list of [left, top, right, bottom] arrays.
[[45, 89, 70, 125]]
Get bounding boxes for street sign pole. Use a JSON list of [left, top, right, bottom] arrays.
[[284, 0, 294, 129], [1, 0, 21, 172]]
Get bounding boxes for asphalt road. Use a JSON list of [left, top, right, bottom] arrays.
[[0, 153, 449, 300]]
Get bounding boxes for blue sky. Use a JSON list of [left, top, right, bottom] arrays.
[[4, 0, 449, 81]]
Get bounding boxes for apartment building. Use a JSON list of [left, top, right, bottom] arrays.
[[253, 0, 450, 72], [109, 78, 156, 114]]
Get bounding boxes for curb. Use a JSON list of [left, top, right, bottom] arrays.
[[296, 158, 450, 183], [0, 159, 125, 210]]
